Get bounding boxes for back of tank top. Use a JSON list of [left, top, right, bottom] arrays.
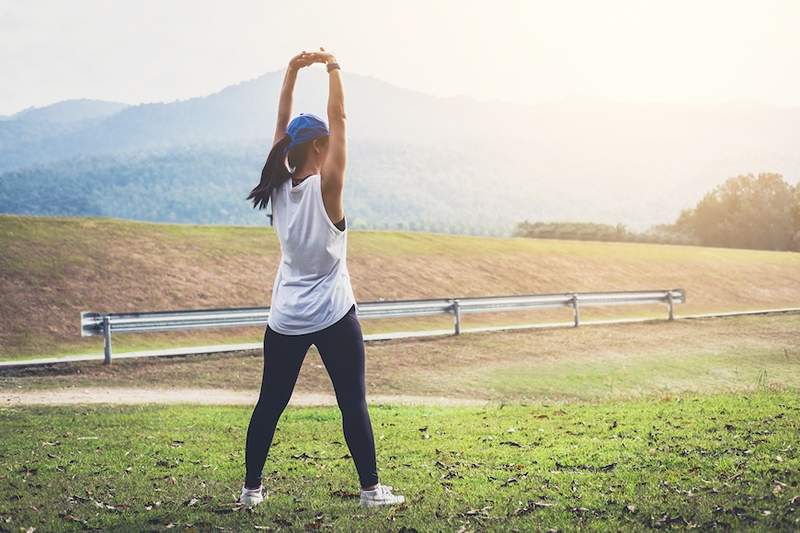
[[267, 173, 357, 334]]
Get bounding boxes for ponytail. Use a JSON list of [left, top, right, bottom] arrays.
[[247, 134, 292, 210]]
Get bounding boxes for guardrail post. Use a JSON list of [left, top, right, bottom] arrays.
[[571, 293, 580, 327], [666, 291, 674, 321], [452, 299, 462, 335], [103, 316, 112, 365]]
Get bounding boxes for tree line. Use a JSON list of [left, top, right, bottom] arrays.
[[515, 173, 800, 252]]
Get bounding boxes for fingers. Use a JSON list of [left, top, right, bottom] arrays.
[[304, 52, 329, 64], [292, 48, 333, 66], [291, 51, 318, 68]]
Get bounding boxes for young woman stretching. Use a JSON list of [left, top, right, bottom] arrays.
[[241, 49, 404, 509]]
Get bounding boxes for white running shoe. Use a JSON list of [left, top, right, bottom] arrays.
[[238, 484, 265, 508], [359, 483, 405, 507]]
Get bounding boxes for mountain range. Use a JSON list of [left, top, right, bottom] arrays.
[[1, 69, 798, 234]]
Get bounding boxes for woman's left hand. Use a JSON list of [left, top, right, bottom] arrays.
[[305, 47, 337, 65], [288, 51, 317, 71]]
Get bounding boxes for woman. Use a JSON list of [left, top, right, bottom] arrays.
[[240, 48, 404, 509]]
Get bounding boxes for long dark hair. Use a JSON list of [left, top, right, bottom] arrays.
[[247, 134, 329, 210]]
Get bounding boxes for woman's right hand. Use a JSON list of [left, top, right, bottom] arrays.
[[288, 51, 316, 71], [307, 47, 337, 65]]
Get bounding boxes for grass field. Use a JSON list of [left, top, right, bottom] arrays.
[[4, 315, 798, 403], [1, 308, 799, 530], [2, 214, 799, 360], [1, 391, 798, 531], [2, 215, 799, 530]]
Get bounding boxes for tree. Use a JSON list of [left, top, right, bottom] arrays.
[[676, 173, 797, 251]]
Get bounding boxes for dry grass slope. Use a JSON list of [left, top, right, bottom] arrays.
[[1, 214, 799, 358]]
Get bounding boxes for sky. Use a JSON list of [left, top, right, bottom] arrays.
[[2, 0, 799, 115]]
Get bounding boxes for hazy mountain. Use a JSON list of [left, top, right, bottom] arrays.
[[0, 99, 130, 168], [0, 140, 562, 235], [10, 99, 129, 124], [1, 70, 798, 233]]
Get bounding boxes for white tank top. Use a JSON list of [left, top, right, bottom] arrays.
[[267, 173, 357, 334]]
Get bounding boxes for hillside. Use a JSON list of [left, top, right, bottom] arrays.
[[1, 69, 799, 233], [0, 141, 534, 234], [8, 99, 129, 124], [1, 214, 799, 359]]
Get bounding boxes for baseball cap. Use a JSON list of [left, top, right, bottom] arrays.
[[284, 113, 329, 155]]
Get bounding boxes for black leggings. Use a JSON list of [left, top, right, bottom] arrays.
[[244, 304, 379, 489]]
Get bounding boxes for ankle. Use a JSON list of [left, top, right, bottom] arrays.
[[361, 483, 379, 491]]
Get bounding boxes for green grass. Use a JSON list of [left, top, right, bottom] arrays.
[[350, 227, 800, 263], [4, 214, 797, 263], [464, 345, 800, 402], [1, 390, 799, 531], [4, 315, 798, 406]]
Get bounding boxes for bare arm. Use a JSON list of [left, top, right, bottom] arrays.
[[317, 50, 347, 225], [273, 52, 315, 148]]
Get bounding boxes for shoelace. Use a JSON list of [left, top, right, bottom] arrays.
[[363, 484, 390, 494], [368, 484, 395, 499]]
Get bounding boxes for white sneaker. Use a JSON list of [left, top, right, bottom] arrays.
[[359, 483, 405, 507], [238, 484, 265, 508]]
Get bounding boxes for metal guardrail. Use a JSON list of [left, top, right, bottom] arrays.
[[81, 289, 685, 364]]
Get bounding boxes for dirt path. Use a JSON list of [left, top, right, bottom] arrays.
[[0, 387, 487, 407]]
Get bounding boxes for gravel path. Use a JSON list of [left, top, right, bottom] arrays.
[[0, 387, 487, 407]]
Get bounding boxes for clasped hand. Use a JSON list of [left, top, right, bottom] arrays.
[[289, 47, 337, 70]]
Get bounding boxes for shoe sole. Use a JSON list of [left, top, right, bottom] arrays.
[[239, 496, 265, 508]]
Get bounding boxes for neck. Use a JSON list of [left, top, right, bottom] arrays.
[[293, 164, 320, 182]]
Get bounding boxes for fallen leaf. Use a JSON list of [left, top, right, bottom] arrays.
[[513, 500, 553, 515]]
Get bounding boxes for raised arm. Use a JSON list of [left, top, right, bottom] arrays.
[[273, 52, 315, 147], [316, 49, 347, 225]]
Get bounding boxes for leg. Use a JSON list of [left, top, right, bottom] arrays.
[[244, 326, 311, 488], [314, 305, 379, 489]]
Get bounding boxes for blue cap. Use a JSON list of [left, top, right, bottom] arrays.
[[284, 113, 329, 155]]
